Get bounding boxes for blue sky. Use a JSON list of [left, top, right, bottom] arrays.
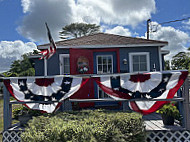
[[0, 0, 190, 72]]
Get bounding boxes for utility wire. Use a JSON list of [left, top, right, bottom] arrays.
[[149, 16, 190, 33], [159, 16, 190, 25]]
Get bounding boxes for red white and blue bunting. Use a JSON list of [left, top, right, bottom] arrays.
[[3, 70, 188, 114], [4, 76, 87, 113], [94, 70, 188, 115]]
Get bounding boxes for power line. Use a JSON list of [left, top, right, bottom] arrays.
[[159, 16, 190, 25], [147, 16, 190, 35]]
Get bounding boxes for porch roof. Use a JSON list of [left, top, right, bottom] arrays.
[[38, 33, 168, 50]]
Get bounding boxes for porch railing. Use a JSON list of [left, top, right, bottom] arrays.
[[2, 76, 190, 131]]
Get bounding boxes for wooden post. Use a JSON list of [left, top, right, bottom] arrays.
[[3, 84, 12, 131], [182, 77, 190, 130], [122, 101, 128, 111], [61, 99, 72, 111]]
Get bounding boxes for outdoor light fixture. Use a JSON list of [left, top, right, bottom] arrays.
[[123, 59, 127, 65]]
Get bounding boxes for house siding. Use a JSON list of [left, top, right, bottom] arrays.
[[34, 59, 44, 76], [34, 49, 69, 76], [119, 46, 160, 73]]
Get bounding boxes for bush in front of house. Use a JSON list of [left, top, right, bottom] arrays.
[[21, 110, 146, 142]]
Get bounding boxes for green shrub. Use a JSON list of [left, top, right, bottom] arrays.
[[13, 106, 43, 120], [21, 110, 146, 142]]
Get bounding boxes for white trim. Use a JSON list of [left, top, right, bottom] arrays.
[[38, 43, 167, 50], [44, 59, 47, 76], [161, 50, 170, 55], [96, 55, 113, 99], [96, 55, 113, 74], [59, 54, 70, 75], [129, 52, 150, 73], [158, 47, 163, 71]]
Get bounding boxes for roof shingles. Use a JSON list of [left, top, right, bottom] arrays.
[[38, 33, 168, 48]]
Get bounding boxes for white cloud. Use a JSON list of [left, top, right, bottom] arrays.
[[0, 40, 37, 72], [0, 40, 37, 59], [105, 26, 132, 36], [150, 22, 190, 60], [182, 19, 190, 30], [18, 0, 156, 42], [18, 0, 76, 42], [76, 0, 155, 26], [21, 0, 31, 13]]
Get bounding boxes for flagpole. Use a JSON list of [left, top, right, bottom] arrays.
[[40, 22, 57, 76]]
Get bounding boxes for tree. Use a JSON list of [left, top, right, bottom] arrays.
[[164, 60, 170, 70], [59, 23, 100, 39], [9, 50, 38, 76], [171, 52, 190, 70]]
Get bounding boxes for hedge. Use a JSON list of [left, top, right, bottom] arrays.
[[21, 110, 146, 142]]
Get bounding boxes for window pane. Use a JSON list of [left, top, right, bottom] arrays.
[[103, 57, 107, 64], [97, 55, 113, 74], [140, 63, 147, 71], [64, 65, 70, 74], [62, 56, 70, 74], [98, 56, 102, 64], [63, 58, 70, 65], [133, 56, 139, 63], [98, 65, 102, 72], [108, 56, 112, 64], [108, 64, 112, 73], [133, 63, 139, 72], [103, 65, 107, 72], [140, 55, 146, 63]]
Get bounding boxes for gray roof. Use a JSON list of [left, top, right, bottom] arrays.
[[38, 33, 168, 49]]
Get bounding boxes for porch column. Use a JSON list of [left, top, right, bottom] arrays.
[[3, 84, 12, 131], [182, 77, 190, 130]]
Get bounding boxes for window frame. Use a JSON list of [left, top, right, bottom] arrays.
[[129, 52, 150, 73], [96, 55, 113, 74], [59, 54, 70, 75]]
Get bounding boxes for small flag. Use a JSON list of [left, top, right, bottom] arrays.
[[40, 23, 57, 60]]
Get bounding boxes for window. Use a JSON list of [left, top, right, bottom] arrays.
[[129, 52, 150, 72], [97, 55, 113, 98], [59, 54, 70, 75], [97, 55, 113, 74]]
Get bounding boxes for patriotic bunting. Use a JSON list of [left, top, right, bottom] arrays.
[[3, 70, 188, 114], [4, 76, 87, 113], [94, 70, 188, 115]]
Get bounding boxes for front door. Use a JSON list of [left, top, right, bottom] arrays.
[[94, 52, 118, 107]]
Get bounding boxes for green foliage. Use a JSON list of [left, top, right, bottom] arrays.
[[60, 23, 100, 39], [157, 103, 180, 119], [21, 110, 146, 142], [164, 60, 170, 70], [171, 52, 190, 70], [8, 50, 37, 76], [13, 106, 43, 120]]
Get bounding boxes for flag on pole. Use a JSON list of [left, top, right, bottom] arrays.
[[40, 23, 57, 60]]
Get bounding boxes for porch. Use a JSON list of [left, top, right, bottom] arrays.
[[1, 75, 190, 142]]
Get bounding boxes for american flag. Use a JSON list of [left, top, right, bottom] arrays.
[[40, 23, 57, 60]]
